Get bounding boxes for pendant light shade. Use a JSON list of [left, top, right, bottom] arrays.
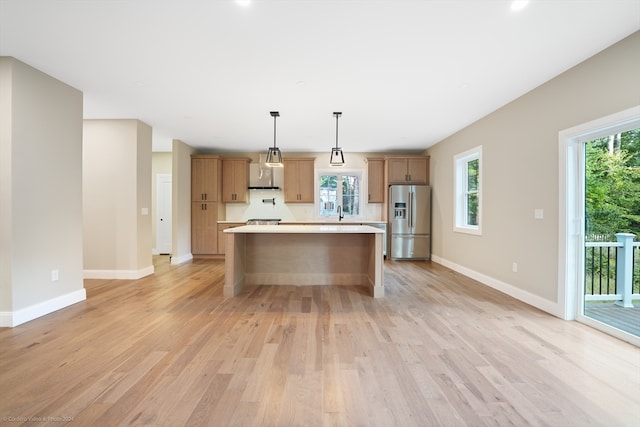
[[330, 112, 345, 166], [265, 111, 283, 167]]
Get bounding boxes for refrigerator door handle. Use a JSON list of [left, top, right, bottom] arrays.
[[408, 191, 413, 229]]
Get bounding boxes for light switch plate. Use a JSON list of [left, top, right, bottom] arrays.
[[534, 208, 544, 219]]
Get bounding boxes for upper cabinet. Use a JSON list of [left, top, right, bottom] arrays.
[[367, 157, 385, 203], [191, 155, 221, 202], [387, 156, 430, 185], [283, 158, 315, 203], [222, 158, 250, 203]]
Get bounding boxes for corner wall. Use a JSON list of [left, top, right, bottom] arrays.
[[171, 139, 194, 264], [83, 119, 153, 279], [0, 57, 85, 326], [426, 31, 640, 317]]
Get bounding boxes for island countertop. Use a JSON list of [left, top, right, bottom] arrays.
[[217, 220, 387, 225], [224, 224, 384, 234]]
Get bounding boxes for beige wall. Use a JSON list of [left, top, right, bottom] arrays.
[[136, 122, 153, 269], [83, 119, 153, 279], [0, 57, 85, 325], [171, 139, 194, 264], [0, 58, 12, 314], [426, 32, 640, 314]]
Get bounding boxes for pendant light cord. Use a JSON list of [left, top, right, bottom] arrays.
[[334, 112, 341, 148], [270, 111, 279, 149], [335, 114, 339, 148]]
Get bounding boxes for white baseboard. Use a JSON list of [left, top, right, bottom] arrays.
[[431, 255, 563, 318], [170, 253, 193, 265], [0, 288, 87, 327], [83, 265, 155, 280]]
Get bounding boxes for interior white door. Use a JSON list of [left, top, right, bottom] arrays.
[[156, 174, 172, 254]]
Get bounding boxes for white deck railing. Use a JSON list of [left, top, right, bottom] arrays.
[[585, 233, 639, 307]]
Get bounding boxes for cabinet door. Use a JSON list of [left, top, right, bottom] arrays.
[[297, 159, 315, 202], [232, 161, 248, 202], [217, 223, 244, 254], [407, 157, 429, 184], [222, 159, 249, 203], [387, 158, 409, 184], [192, 157, 219, 201], [283, 159, 299, 202], [191, 202, 218, 254], [284, 158, 315, 203], [367, 158, 385, 203]]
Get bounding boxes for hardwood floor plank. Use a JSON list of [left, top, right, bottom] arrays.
[[0, 257, 638, 426], [184, 373, 233, 427]]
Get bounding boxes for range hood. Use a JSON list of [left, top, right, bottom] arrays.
[[248, 155, 281, 190]]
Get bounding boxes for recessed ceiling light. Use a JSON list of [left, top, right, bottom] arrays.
[[511, 0, 529, 12], [236, 0, 251, 7]]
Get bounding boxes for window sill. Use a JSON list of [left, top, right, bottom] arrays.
[[454, 226, 482, 236]]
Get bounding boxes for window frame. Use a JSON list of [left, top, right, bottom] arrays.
[[316, 168, 363, 220], [454, 146, 483, 235]]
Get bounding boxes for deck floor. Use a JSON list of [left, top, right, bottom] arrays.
[[584, 301, 640, 336]]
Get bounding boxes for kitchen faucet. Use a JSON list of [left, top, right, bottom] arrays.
[[337, 205, 344, 221]]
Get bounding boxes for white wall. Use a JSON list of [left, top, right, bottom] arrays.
[[426, 31, 640, 317], [83, 119, 153, 279], [0, 57, 85, 326]]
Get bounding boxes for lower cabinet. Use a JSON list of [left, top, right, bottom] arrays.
[[217, 222, 245, 254], [191, 202, 218, 255]]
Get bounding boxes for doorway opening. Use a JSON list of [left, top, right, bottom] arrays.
[[583, 128, 640, 336], [559, 106, 639, 346], [155, 173, 172, 255]]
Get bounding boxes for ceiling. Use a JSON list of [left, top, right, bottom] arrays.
[[1, 1, 639, 153]]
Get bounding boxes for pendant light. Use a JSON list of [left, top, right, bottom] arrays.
[[330, 111, 345, 166], [265, 111, 283, 167]]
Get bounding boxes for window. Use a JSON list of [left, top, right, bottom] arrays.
[[318, 171, 362, 219], [454, 146, 482, 234]]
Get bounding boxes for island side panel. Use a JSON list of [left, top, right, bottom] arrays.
[[224, 232, 246, 297], [369, 232, 384, 298], [244, 233, 369, 286]]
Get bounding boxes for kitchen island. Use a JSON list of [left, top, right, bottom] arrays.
[[224, 225, 385, 298]]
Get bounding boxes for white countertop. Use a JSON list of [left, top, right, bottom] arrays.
[[224, 224, 384, 234]]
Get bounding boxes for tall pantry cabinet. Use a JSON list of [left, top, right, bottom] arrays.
[[191, 155, 224, 255]]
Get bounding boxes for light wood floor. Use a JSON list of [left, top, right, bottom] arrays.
[[1, 257, 639, 427]]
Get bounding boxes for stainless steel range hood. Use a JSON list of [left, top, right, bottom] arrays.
[[248, 155, 281, 190]]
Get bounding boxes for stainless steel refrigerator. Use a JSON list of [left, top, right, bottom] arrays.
[[388, 185, 431, 260]]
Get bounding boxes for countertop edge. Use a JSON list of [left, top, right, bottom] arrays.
[[218, 220, 386, 224], [224, 225, 385, 234]]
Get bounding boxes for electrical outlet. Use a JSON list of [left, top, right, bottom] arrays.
[[51, 269, 59, 282], [512, 262, 518, 273]]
